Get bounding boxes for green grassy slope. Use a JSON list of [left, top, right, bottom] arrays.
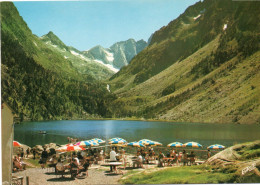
[[108, 0, 260, 123], [1, 2, 115, 120]]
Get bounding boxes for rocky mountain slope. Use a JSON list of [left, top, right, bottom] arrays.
[[41, 31, 147, 73], [40, 31, 116, 78], [86, 39, 147, 70], [108, 0, 260, 124]]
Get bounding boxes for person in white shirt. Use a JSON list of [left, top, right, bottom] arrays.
[[133, 152, 143, 168], [109, 148, 118, 171], [73, 155, 80, 166]]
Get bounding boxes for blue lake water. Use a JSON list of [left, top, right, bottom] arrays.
[[14, 120, 260, 148]]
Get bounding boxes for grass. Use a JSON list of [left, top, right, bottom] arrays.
[[120, 165, 236, 184], [23, 158, 42, 168]]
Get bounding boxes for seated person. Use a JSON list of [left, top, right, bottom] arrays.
[[79, 158, 90, 177], [56, 159, 65, 177], [158, 151, 165, 167], [189, 151, 196, 165], [182, 150, 188, 166], [177, 152, 182, 165], [144, 153, 150, 164], [73, 155, 80, 166], [169, 149, 177, 165], [133, 153, 143, 168], [70, 159, 79, 178], [13, 156, 23, 170], [48, 155, 57, 167], [17, 154, 27, 169], [77, 152, 84, 160]]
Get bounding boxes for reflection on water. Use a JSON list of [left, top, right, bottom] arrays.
[[14, 120, 260, 147]]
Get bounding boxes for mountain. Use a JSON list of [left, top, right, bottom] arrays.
[[1, 2, 115, 120], [39, 31, 115, 79], [108, 0, 260, 124], [86, 39, 147, 70]]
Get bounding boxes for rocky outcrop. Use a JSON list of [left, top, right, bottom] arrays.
[[32, 143, 61, 154], [206, 140, 260, 182]]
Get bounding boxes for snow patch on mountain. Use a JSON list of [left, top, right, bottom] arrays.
[[106, 84, 110, 92], [45, 41, 58, 48], [33, 41, 38, 47], [223, 24, 228, 31], [104, 50, 114, 62], [79, 55, 88, 61], [193, 14, 201, 20], [70, 50, 80, 56], [94, 59, 119, 73]]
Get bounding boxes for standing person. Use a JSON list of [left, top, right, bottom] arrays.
[[177, 151, 182, 166], [109, 148, 118, 172], [41, 148, 48, 169], [26, 148, 30, 158], [20, 148, 24, 159], [158, 151, 165, 167], [140, 147, 146, 163], [207, 149, 211, 159], [32, 148, 36, 160]]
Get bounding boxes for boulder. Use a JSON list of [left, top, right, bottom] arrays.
[[44, 143, 59, 151], [34, 145, 44, 153], [205, 140, 260, 181]]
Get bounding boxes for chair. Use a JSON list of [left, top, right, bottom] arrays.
[[12, 176, 24, 185], [70, 167, 78, 179], [55, 164, 65, 178]]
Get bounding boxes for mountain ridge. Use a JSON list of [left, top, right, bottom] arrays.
[[86, 38, 147, 70], [108, 0, 260, 124]]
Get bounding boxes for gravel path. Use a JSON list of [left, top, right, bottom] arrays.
[[13, 165, 123, 185]]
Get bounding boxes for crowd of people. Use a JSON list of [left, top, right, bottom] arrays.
[[13, 144, 214, 179], [107, 146, 204, 170]]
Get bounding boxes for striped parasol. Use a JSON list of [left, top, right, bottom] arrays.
[[109, 140, 126, 144], [167, 142, 183, 147], [13, 141, 22, 147], [89, 138, 105, 144], [139, 139, 155, 146], [109, 138, 127, 144], [109, 137, 126, 142], [207, 144, 225, 149], [76, 140, 99, 147], [127, 142, 145, 147], [56, 144, 86, 152], [152, 141, 163, 146], [183, 141, 202, 148]]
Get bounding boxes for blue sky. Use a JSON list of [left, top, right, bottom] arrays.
[[14, 0, 199, 51]]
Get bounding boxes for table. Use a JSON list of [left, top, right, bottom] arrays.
[[101, 162, 123, 174], [163, 158, 176, 166]]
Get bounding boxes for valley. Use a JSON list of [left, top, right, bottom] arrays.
[[1, 0, 259, 124]]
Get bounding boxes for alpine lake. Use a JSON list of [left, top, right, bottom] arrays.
[[14, 120, 260, 148]]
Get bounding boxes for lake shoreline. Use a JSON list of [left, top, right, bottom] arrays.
[[20, 117, 241, 125]]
